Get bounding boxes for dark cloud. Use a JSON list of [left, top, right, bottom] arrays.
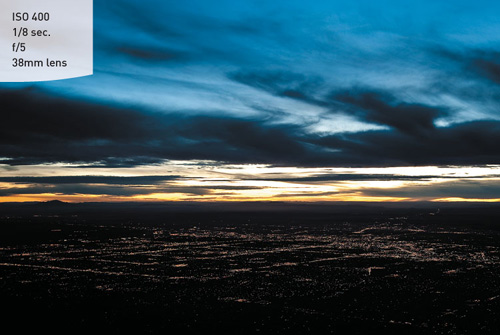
[[0, 174, 405, 192], [0, 88, 171, 166], [249, 174, 500, 183], [0, 88, 306, 166], [472, 57, 500, 84], [313, 119, 500, 166], [308, 84, 500, 166], [361, 180, 500, 199], [176, 116, 305, 158], [3, 84, 500, 169], [0, 176, 183, 185], [0, 184, 210, 197], [333, 90, 448, 137], [228, 67, 500, 166], [0, 88, 160, 143], [434, 48, 500, 85]]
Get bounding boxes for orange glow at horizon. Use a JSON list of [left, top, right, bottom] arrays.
[[2, 193, 500, 203]]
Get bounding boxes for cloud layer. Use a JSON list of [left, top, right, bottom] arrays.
[[3, 83, 500, 168]]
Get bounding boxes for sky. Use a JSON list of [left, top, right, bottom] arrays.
[[2, 0, 500, 202]]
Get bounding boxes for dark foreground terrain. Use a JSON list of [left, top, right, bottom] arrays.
[[0, 202, 499, 334]]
